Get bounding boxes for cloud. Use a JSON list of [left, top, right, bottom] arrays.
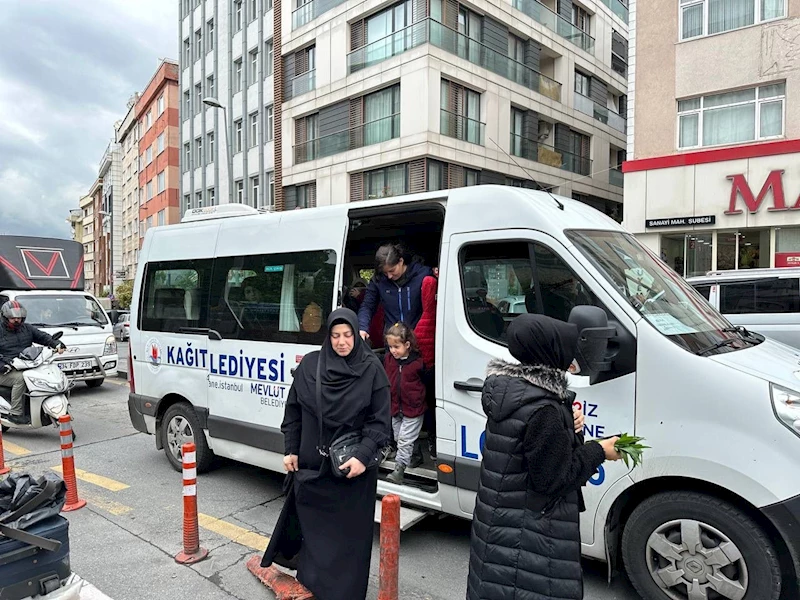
[[0, 0, 178, 239]]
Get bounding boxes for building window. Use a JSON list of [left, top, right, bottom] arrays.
[[575, 71, 591, 97], [236, 180, 244, 203], [208, 188, 216, 206], [183, 194, 191, 212], [157, 170, 166, 193], [235, 0, 243, 31], [146, 110, 152, 129], [572, 4, 590, 33], [146, 180, 154, 200], [184, 142, 191, 170], [158, 210, 165, 227], [207, 132, 215, 164], [183, 90, 190, 119], [234, 59, 243, 92], [250, 0, 257, 21], [146, 216, 153, 231], [680, 0, 786, 41], [268, 172, 275, 206], [207, 19, 215, 51], [249, 48, 259, 82], [146, 145, 153, 164], [157, 133, 165, 154], [195, 191, 203, 209], [195, 84, 202, 114], [366, 164, 408, 199], [157, 95, 165, 115], [195, 29, 203, 59], [207, 75, 215, 98], [235, 119, 243, 152], [266, 105, 274, 141], [195, 137, 203, 164], [267, 0, 273, 11], [250, 112, 258, 147], [427, 160, 445, 191], [364, 85, 401, 145], [465, 168, 479, 186], [183, 38, 190, 64], [678, 82, 785, 149], [265, 40, 274, 77], [251, 176, 260, 207], [510, 107, 525, 157], [441, 79, 483, 145]]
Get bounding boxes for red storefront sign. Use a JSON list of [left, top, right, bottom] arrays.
[[775, 253, 800, 268]]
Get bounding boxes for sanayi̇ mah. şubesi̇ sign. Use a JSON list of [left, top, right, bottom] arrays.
[[645, 215, 716, 228]]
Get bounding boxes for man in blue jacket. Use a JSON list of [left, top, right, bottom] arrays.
[[358, 243, 432, 341], [0, 301, 65, 424]]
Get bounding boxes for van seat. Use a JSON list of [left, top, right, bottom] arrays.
[[154, 288, 187, 320]]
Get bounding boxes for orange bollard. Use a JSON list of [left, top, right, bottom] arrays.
[[0, 426, 10, 476], [378, 494, 400, 600], [174, 442, 209, 565], [246, 555, 314, 600], [58, 415, 85, 511]]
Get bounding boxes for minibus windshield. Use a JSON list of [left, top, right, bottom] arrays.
[[22, 295, 108, 328], [567, 230, 761, 355]]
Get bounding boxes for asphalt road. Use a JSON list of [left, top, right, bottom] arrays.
[[1, 354, 642, 600]]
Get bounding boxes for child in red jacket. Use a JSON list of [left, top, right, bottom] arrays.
[[383, 322, 427, 485]]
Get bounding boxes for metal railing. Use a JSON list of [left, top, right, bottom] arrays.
[[609, 168, 624, 187], [429, 20, 561, 101], [348, 21, 429, 73], [510, 133, 592, 176], [599, 0, 628, 22], [440, 109, 485, 145], [292, 0, 346, 29], [512, 0, 594, 55], [294, 114, 401, 164], [574, 92, 626, 133], [290, 70, 316, 98]]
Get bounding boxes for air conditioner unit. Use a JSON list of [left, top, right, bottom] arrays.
[[537, 121, 552, 141]]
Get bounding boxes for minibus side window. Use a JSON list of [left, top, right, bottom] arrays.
[[693, 284, 711, 301], [208, 250, 336, 344], [460, 242, 597, 344], [140, 260, 213, 332], [720, 279, 800, 314]]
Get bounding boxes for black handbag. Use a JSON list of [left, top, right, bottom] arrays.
[[315, 356, 379, 478]]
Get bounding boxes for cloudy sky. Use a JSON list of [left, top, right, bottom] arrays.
[[0, 0, 178, 239]]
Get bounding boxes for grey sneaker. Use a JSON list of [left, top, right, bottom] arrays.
[[386, 465, 406, 485]]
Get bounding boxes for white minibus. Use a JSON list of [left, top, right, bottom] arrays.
[[128, 187, 800, 600]]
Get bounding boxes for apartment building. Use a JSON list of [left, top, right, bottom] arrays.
[[624, 0, 800, 276], [80, 193, 95, 292], [116, 94, 141, 282], [179, 0, 628, 217], [137, 60, 182, 244], [88, 178, 104, 296]]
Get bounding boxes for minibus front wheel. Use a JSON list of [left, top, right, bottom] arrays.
[[161, 401, 214, 473], [622, 491, 781, 600]]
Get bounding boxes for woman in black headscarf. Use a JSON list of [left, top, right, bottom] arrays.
[[262, 308, 390, 600], [466, 314, 621, 600]]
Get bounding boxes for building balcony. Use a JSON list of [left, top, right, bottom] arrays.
[[511, 0, 594, 55], [574, 92, 626, 133], [609, 168, 623, 187], [294, 114, 400, 164], [440, 109, 485, 146], [598, 0, 628, 22], [292, 0, 346, 29], [348, 21, 429, 73], [99, 142, 113, 176], [290, 70, 316, 97], [510, 133, 592, 176]]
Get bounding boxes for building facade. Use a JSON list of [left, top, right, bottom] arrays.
[[116, 94, 141, 282], [137, 60, 182, 245], [624, 0, 800, 277], [88, 179, 104, 296], [80, 192, 96, 293], [179, 0, 628, 216]]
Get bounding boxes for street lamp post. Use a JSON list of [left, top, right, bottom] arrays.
[[203, 97, 234, 205]]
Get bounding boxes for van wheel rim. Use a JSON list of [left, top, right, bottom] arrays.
[[166, 415, 193, 462], [645, 519, 747, 600]]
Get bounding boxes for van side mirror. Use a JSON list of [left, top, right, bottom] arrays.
[[568, 306, 615, 380], [52, 331, 64, 341]]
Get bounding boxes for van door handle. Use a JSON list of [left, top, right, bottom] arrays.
[[178, 327, 209, 336], [454, 381, 483, 393], [207, 329, 222, 341]]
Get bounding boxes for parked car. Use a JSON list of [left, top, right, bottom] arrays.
[[113, 313, 131, 341], [687, 268, 800, 348]]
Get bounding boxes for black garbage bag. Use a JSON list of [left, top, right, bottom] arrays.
[[0, 472, 67, 531]]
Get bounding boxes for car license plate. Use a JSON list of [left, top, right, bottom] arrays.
[[58, 360, 94, 371]]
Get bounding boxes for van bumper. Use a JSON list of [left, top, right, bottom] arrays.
[[761, 493, 800, 586], [128, 393, 158, 434]]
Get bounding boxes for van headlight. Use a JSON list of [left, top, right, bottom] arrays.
[[104, 336, 117, 356], [770, 384, 800, 437]]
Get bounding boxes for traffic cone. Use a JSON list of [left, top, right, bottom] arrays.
[[174, 442, 209, 564], [246, 556, 313, 600], [58, 415, 85, 511]]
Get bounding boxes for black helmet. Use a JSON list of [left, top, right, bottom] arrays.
[[0, 301, 27, 331]]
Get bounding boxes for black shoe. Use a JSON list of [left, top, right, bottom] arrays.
[[428, 437, 437, 460], [409, 442, 424, 469], [386, 465, 406, 485], [7, 414, 29, 426]]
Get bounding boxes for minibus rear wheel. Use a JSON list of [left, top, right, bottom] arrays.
[[622, 491, 781, 600], [161, 402, 214, 473]]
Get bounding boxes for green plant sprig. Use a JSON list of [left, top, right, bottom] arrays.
[[614, 433, 650, 468]]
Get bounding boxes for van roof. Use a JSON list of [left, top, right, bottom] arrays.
[[687, 268, 800, 283]]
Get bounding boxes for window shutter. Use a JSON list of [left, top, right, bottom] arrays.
[[295, 49, 309, 75], [295, 117, 307, 163], [308, 183, 317, 208], [349, 97, 364, 149], [351, 20, 366, 51], [409, 159, 426, 193], [444, 0, 459, 29], [448, 164, 463, 189], [350, 172, 364, 202], [284, 186, 298, 210], [412, 0, 428, 22]]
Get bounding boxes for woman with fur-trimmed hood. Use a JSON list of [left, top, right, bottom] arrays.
[[466, 315, 621, 600]]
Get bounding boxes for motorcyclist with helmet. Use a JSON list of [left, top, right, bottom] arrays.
[[0, 301, 66, 425]]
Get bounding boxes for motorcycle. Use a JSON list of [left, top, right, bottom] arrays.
[[0, 332, 73, 434]]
